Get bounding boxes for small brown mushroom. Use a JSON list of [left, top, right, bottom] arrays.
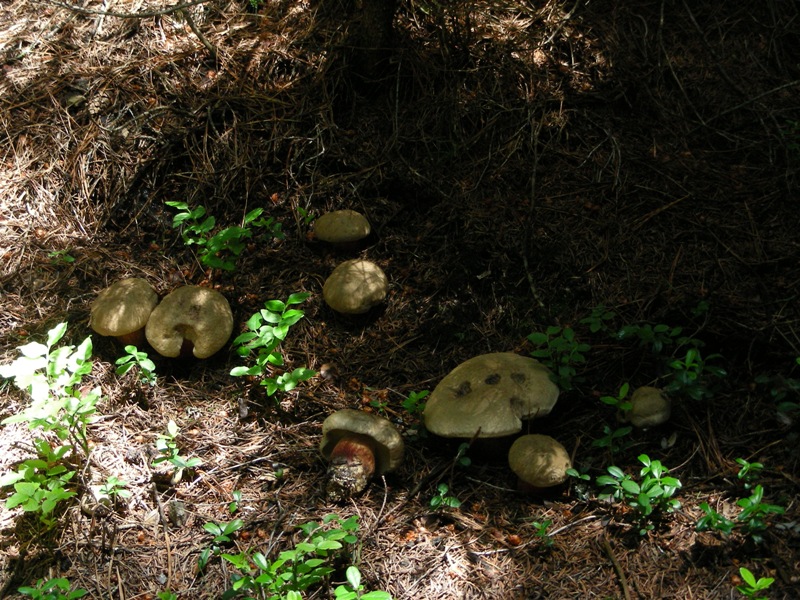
[[90, 278, 158, 346], [320, 409, 404, 501], [627, 386, 671, 428], [423, 353, 559, 440], [145, 285, 233, 358], [323, 259, 388, 314], [508, 434, 572, 494], [313, 210, 371, 246]]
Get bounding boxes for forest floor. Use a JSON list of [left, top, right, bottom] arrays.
[[1, 0, 799, 598]]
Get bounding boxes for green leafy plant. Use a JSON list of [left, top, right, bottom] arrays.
[[735, 484, 785, 544], [597, 454, 682, 535], [230, 293, 316, 399], [532, 519, 554, 548], [592, 425, 633, 455], [599, 382, 632, 415], [696, 502, 736, 536], [47, 249, 75, 265], [735, 458, 764, 490], [616, 322, 684, 354], [402, 389, 429, 415], [115, 345, 156, 385], [211, 514, 391, 599], [18, 577, 87, 600], [333, 566, 392, 600], [166, 201, 284, 271], [665, 347, 726, 400], [93, 475, 132, 505], [736, 566, 774, 599], [579, 305, 616, 334], [430, 483, 461, 509], [0, 323, 100, 525], [754, 356, 800, 418], [152, 420, 202, 483], [157, 592, 178, 600], [527, 325, 591, 390]]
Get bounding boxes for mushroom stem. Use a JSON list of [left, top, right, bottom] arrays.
[[115, 328, 146, 348], [325, 434, 377, 501]]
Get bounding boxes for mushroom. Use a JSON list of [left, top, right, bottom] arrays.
[[423, 353, 559, 440], [313, 210, 371, 246], [508, 434, 572, 493], [90, 278, 159, 346], [145, 285, 233, 358], [323, 259, 388, 314], [627, 386, 671, 428], [320, 409, 404, 501]]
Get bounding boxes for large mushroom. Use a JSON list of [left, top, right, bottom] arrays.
[[320, 409, 404, 501], [90, 278, 159, 346], [508, 434, 572, 493], [323, 259, 388, 314], [145, 285, 233, 358], [423, 353, 559, 440], [313, 210, 371, 246], [627, 386, 671, 428]]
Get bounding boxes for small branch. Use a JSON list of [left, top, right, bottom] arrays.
[[601, 533, 632, 600]]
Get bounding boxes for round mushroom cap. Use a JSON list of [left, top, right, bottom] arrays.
[[145, 286, 233, 359], [323, 259, 388, 314], [508, 434, 572, 489], [90, 278, 158, 338], [628, 386, 671, 428], [314, 210, 371, 243], [423, 353, 559, 438], [320, 409, 404, 474]]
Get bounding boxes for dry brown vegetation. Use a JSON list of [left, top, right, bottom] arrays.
[[1, 0, 799, 597]]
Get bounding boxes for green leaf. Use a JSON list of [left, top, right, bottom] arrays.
[[346, 565, 362, 590]]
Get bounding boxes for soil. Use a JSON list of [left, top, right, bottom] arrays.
[[1, 0, 799, 598]]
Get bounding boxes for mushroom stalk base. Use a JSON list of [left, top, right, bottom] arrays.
[[325, 436, 376, 501]]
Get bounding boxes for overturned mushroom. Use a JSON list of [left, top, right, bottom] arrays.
[[508, 434, 572, 494], [145, 285, 233, 359], [320, 409, 404, 501], [423, 353, 559, 440], [90, 278, 158, 346], [627, 386, 671, 428], [323, 259, 388, 314]]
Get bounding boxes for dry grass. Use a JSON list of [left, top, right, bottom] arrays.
[[1, 0, 799, 598]]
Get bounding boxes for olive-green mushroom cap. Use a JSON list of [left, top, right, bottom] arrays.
[[423, 352, 559, 438], [145, 285, 233, 358], [320, 409, 404, 474], [628, 386, 671, 428], [90, 278, 158, 338], [508, 434, 572, 488], [314, 210, 371, 243], [323, 259, 388, 314]]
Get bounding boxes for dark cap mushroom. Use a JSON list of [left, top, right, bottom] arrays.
[[145, 285, 233, 358], [423, 353, 559, 439], [323, 259, 388, 314], [90, 278, 158, 346], [320, 409, 404, 501], [508, 434, 572, 494]]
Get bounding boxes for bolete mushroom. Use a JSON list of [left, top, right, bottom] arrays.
[[313, 210, 371, 245], [323, 259, 388, 314], [423, 353, 559, 440], [90, 278, 159, 346], [320, 409, 404, 501], [145, 285, 233, 358], [508, 434, 572, 493], [627, 386, 671, 428]]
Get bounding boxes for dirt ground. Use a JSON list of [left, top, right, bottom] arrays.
[[1, 0, 799, 598]]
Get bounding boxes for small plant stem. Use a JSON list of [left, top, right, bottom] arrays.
[[601, 534, 632, 600]]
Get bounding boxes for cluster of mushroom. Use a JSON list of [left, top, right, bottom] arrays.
[[90, 278, 233, 359], [314, 210, 388, 315]]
